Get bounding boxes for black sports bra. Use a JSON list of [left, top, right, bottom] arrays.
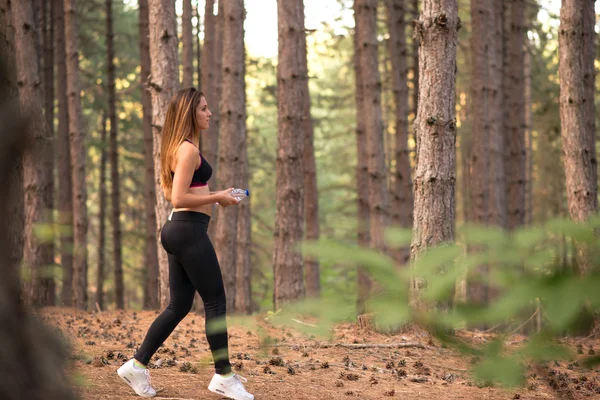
[[171, 139, 212, 187]]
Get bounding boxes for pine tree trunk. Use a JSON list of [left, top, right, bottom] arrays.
[[97, 114, 107, 310], [1, 0, 24, 283], [353, 10, 371, 315], [235, 72, 252, 313], [488, 0, 506, 228], [43, 0, 56, 306], [506, 0, 526, 230], [467, 0, 491, 307], [201, 0, 218, 242], [410, 0, 459, 311], [182, 0, 193, 87], [55, 0, 73, 307], [65, 0, 88, 309], [195, 2, 201, 89], [412, 0, 419, 120], [524, 45, 533, 225], [201, 0, 216, 160], [355, 0, 389, 256], [12, 0, 53, 307], [386, 0, 412, 265], [139, 0, 159, 310], [302, 20, 320, 298], [582, 0, 596, 189], [214, 0, 245, 313], [148, 0, 178, 308], [559, 0, 598, 266], [273, 0, 306, 309], [106, 0, 124, 309], [0, 66, 77, 400]]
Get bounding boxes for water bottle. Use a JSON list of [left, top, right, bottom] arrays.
[[231, 188, 250, 201]]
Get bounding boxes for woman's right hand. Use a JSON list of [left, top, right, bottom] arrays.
[[217, 188, 240, 207]]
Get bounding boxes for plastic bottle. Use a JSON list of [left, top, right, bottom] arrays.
[[231, 188, 250, 201]]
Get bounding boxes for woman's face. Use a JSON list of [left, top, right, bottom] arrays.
[[196, 96, 212, 131]]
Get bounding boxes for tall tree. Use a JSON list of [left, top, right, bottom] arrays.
[[355, 0, 389, 258], [489, 0, 505, 228], [65, 0, 88, 309], [235, 140, 252, 314], [43, 0, 56, 306], [195, 2, 201, 88], [214, 0, 246, 313], [386, 0, 412, 265], [148, 0, 178, 308], [582, 0, 596, 189], [273, 0, 306, 308], [302, 27, 320, 298], [559, 0, 597, 267], [411, 0, 419, 120], [410, 0, 459, 310], [353, 9, 371, 314], [139, 0, 159, 310], [467, 0, 491, 307], [182, 0, 193, 87], [54, 0, 73, 306], [201, 0, 216, 160], [0, 60, 77, 400], [97, 114, 107, 310], [506, 0, 526, 229], [12, 0, 54, 306], [106, 0, 124, 309], [2, 0, 24, 297]]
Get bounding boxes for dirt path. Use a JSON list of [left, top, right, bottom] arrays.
[[40, 307, 599, 399]]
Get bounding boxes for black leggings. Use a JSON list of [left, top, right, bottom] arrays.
[[134, 211, 231, 375]]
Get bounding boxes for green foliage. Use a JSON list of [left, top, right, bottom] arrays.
[[254, 216, 600, 387]]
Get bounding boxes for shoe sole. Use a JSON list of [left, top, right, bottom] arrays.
[[117, 369, 156, 398], [208, 384, 254, 400]]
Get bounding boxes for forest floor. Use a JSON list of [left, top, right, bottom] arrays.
[[40, 307, 600, 400]]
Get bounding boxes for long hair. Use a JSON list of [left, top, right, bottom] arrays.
[[160, 87, 204, 201]]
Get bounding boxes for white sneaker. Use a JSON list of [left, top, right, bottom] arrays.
[[117, 359, 157, 397], [208, 373, 254, 400]]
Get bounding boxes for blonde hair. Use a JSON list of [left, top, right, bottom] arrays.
[[160, 87, 204, 201]]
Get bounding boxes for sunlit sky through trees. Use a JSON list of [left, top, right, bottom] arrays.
[[123, 0, 596, 59]]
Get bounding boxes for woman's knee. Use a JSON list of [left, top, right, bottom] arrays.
[[166, 296, 194, 319]]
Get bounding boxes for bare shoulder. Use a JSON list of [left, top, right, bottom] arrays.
[[173, 141, 199, 171]]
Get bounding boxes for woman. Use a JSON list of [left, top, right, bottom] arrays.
[[117, 88, 254, 400]]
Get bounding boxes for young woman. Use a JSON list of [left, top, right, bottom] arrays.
[[117, 88, 254, 400]]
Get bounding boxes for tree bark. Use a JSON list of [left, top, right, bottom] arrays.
[[410, 0, 459, 311], [54, 0, 73, 307], [182, 0, 193, 87], [488, 0, 506, 228], [195, 2, 201, 89], [1, 0, 24, 285], [12, 0, 54, 307], [148, 0, 178, 308], [582, 0, 596, 189], [97, 114, 107, 310], [559, 0, 598, 270], [273, 0, 306, 309], [353, 8, 371, 315], [467, 0, 491, 307], [43, 0, 56, 306], [386, 0, 412, 265], [506, 0, 526, 230], [411, 0, 419, 122], [106, 0, 124, 309], [355, 0, 389, 259], [139, 0, 159, 310], [0, 60, 77, 400], [302, 22, 320, 298], [65, 0, 88, 310], [214, 0, 245, 313]]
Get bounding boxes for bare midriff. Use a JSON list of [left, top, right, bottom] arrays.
[[172, 184, 213, 216]]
